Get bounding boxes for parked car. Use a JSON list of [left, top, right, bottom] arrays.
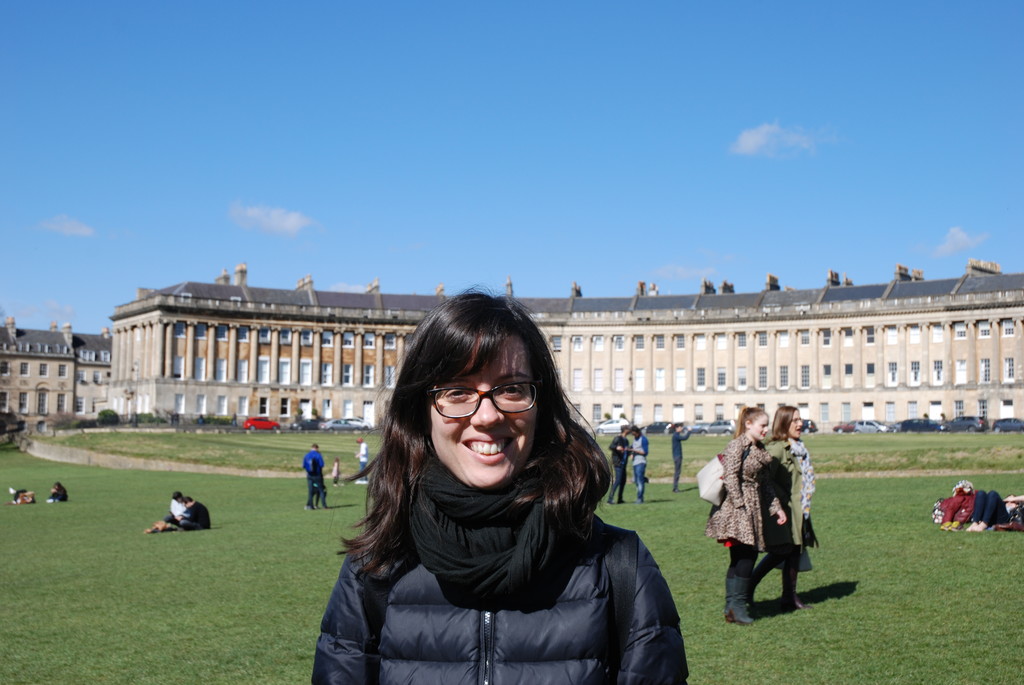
[[992, 418, 1024, 433], [800, 419, 818, 434], [289, 418, 322, 431], [595, 418, 631, 435], [321, 417, 372, 432], [688, 422, 711, 434], [706, 420, 736, 435], [242, 416, 280, 432], [833, 422, 855, 433], [642, 421, 673, 435], [896, 418, 945, 433], [944, 416, 989, 433], [853, 420, 889, 433]]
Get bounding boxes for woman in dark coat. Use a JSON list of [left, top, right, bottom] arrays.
[[704, 407, 786, 625], [313, 292, 687, 684], [748, 406, 818, 611]]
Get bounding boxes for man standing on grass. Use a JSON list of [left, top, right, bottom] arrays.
[[629, 425, 649, 504], [354, 438, 369, 484], [671, 423, 690, 493], [606, 424, 631, 505], [303, 444, 327, 510]]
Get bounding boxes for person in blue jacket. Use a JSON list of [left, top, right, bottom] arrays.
[[313, 292, 687, 684], [303, 444, 327, 510]]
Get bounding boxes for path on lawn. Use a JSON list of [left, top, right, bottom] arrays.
[[17, 437, 1024, 481]]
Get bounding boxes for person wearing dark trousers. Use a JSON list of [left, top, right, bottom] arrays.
[[749, 406, 818, 612], [178, 496, 211, 531], [303, 444, 327, 510], [606, 424, 630, 504], [966, 490, 1015, 531], [671, 423, 689, 492], [629, 426, 649, 504]]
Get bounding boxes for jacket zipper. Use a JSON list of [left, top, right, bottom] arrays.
[[481, 609, 494, 685]]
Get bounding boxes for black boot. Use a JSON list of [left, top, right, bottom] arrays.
[[780, 565, 812, 611], [724, 577, 753, 624]]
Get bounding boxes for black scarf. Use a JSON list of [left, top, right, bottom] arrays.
[[410, 462, 562, 599]]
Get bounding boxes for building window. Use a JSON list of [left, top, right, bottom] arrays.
[[933, 360, 943, 384], [866, 363, 875, 377], [910, 361, 921, 385], [633, 404, 643, 425], [0, 361, 8, 376], [37, 391, 48, 415], [257, 358, 270, 384], [613, 368, 625, 392], [593, 368, 604, 392], [18, 392, 28, 413], [299, 359, 313, 386], [321, 331, 333, 347], [822, 329, 832, 347], [675, 335, 686, 350], [174, 322, 186, 338], [237, 359, 249, 383], [300, 330, 313, 346], [74, 397, 84, 414], [76, 370, 85, 383], [215, 358, 227, 382], [820, 403, 830, 423], [694, 404, 704, 421], [551, 336, 562, 352], [58, 364, 68, 378], [978, 321, 991, 338], [634, 335, 645, 351], [342, 364, 353, 386], [279, 398, 289, 418], [195, 324, 207, 339], [716, 367, 726, 390], [259, 327, 272, 343], [634, 368, 645, 392], [887, 362, 898, 386], [193, 358, 206, 381], [844, 364, 854, 377], [656, 368, 666, 391], [932, 324, 943, 343], [571, 368, 583, 392], [980, 358, 991, 384], [1003, 319, 1015, 337], [695, 335, 706, 351], [385, 365, 396, 388], [954, 399, 964, 417], [843, 328, 854, 347], [613, 335, 624, 351], [363, 333, 375, 348], [257, 397, 269, 415], [954, 322, 966, 339], [714, 404, 724, 421], [978, 399, 988, 419], [909, 325, 920, 344], [757, 332, 768, 348], [93, 371, 102, 384], [215, 325, 228, 341], [885, 402, 895, 422], [321, 362, 333, 386], [593, 335, 604, 352], [737, 366, 748, 390], [39, 363, 48, 377], [238, 326, 249, 342], [1005, 358, 1016, 382], [800, 365, 810, 389], [955, 359, 967, 385], [779, 365, 789, 389], [278, 358, 291, 385], [841, 402, 852, 422], [343, 332, 355, 348], [757, 366, 768, 390], [675, 368, 686, 391], [655, 335, 665, 350], [778, 331, 789, 348], [889, 326, 902, 344], [592, 404, 603, 422], [696, 368, 706, 390], [865, 327, 875, 345], [280, 329, 292, 345], [173, 356, 184, 379], [907, 401, 918, 419], [796, 330, 808, 346], [715, 334, 726, 351], [737, 332, 747, 348], [19, 362, 29, 376], [362, 365, 375, 387], [384, 333, 397, 349], [571, 336, 583, 352]]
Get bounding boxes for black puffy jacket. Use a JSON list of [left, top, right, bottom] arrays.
[[312, 520, 687, 684]]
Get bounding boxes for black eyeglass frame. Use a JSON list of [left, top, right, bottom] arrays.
[[427, 380, 543, 419]]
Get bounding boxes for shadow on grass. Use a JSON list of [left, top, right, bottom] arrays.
[[752, 580, 859, 617]]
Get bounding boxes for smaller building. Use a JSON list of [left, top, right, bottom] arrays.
[[0, 317, 112, 431]]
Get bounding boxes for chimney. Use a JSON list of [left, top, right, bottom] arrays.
[[101, 327, 111, 339], [505, 275, 514, 297], [233, 262, 248, 287], [50, 321, 58, 331], [62, 322, 73, 346], [894, 264, 910, 281], [966, 259, 1001, 276], [826, 270, 840, 287], [720, 281, 734, 294], [435, 282, 445, 297], [215, 268, 230, 286], [765, 274, 780, 291], [5, 316, 15, 337], [636, 281, 647, 296], [366, 277, 380, 295], [911, 269, 924, 281], [842, 273, 854, 286], [571, 281, 582, 298], [649, 283, 659, 296], [700, 278, 716, 295], [296, 274, 314, 293]]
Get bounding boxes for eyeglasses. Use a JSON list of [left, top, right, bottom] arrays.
[[428, 381, 541, 419]]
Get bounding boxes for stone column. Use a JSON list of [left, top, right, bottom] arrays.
[[966, 321, 977, 384], [312, 330, 322, 387], [270, 328, 280, 384], [227, 325, 238, 381], [164, 323, 173, 378], [154, 321, 165, 380], [206, 322, 216, 383], [185, 323, 195, 382]]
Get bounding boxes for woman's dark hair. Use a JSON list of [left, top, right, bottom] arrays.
[[345, 291, 610, 575], [770, 406, 800, 443]]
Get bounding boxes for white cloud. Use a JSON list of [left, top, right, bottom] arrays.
[[932, 226, 989, 257], [229, 202, 315, 237], [38, 214, 95, 237], [654, 265, 716, 281], [43, 299, 76, 321], [328, 282, 366, 293], [729, 121, 829, 157]]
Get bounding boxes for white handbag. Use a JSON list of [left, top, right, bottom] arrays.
[[697, 454, 726, 505]]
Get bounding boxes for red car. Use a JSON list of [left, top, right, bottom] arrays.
[[242, 416, 281, 432], [833, 422, 855, 433]]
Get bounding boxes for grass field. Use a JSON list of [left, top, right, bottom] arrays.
[[2, 435, 1023, 684]]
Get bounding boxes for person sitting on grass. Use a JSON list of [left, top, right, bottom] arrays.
[[937, 480, 975, 530], [177, 496, 211, 531], [966, 492, 1024, 532], [46, 482, 69, 503]]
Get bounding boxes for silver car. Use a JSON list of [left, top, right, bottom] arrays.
[[853, 420, 889, 433]]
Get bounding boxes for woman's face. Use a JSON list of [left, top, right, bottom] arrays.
[[429, 337, 537, 490], [788, 412, 803, 440], [744, 414, 769, 442]]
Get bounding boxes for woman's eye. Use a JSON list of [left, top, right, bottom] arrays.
[[497, 384, 526, 398], [441, 388, 473, 402]]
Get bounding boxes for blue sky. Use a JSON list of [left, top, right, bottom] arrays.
[[2, 1, 1021, 333]]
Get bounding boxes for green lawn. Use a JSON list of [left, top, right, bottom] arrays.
[[2, 438, 1023, 684]]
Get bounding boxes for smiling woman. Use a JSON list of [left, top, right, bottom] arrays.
[[313, 292, 688, 684]]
